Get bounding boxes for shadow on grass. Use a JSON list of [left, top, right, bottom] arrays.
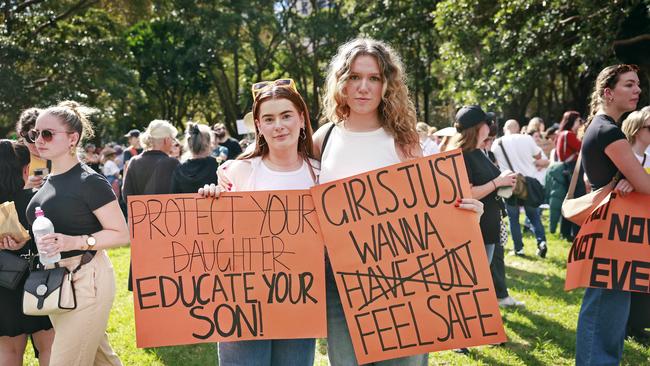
[[497, 266, 650, 365], [145, 343, 217, 366], [506, 266, 583, 306]]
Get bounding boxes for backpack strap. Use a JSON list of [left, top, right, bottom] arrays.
[[320, 122, 336, 159]]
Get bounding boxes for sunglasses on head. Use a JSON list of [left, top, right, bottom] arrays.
[[28, 128, 72, 142], [251, 78, 297, 99]]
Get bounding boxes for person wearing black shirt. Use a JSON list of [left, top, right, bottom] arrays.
[[450, 105, 517, 263], [171, 123, 218, 193], [576, 65, 648, 365], [0, 141, 53, 366], [25, 101, 129, 366], [122, 119, 180, 291], [213, 122, 243, 160], [122, 129, 143, 172]]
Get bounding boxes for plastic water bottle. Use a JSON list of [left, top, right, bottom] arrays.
[[33, 207, 60, 265]]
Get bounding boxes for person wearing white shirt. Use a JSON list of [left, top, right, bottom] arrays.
[[622, 107, 650, 171], [491, 119, 549, 258], [416, 122, 440, 156]]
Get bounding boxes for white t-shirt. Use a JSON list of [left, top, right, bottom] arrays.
[[491, 134, 545, 184], [102, 160, 120, 177], [253, 160, 314, 190], [421, 138, 440, 156], [634, 152, 650, 174], [320, 125, 400, 184]]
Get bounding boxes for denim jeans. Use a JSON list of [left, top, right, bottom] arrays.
[[575, 288, 630, 366], [505, 203, 546, 252], [218, 338, 315, 366], [490, 242, 509, 299], [485, 244, 495, 264], [325, 257, 427, 366]]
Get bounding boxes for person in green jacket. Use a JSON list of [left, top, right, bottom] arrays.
[[544, 162, 568, 234]]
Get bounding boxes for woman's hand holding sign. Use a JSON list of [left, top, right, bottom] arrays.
[[199, 183, 226, 198]]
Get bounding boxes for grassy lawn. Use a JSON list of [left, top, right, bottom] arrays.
[[22, 212, 650, 365]]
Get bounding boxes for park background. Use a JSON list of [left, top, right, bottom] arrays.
[[1, 0, 649, 141], [2, 1, 650, 365]]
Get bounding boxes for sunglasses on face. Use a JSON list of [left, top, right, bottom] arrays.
[[28, 128, 72, 142], [251, 78, 297, 99]]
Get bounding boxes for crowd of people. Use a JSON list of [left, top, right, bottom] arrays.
[[0, 36, 647, 366]]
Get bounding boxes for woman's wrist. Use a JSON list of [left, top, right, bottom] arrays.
[[491, 179, 498, 190], [76, 235, 86, 250]]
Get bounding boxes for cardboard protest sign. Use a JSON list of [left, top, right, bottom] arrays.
[[310, 149, 506, 364], [128, 191, 326, 348], [566, 192, 650, 292]]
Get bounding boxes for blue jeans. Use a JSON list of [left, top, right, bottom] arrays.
[[325, 257, 427, 366], [485, 243, 495, 264], [218, 338, 315, 366], [505, 203, 546, 252], [576, 288, 630, 365]]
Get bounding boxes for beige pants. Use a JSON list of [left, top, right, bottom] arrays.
[[47, 250, 122, 366]]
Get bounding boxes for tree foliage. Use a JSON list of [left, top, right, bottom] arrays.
[[1, 0, 647, 139]]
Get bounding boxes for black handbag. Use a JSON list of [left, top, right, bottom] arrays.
[[23, 252, 95, 316], [23, 265, 76, 315], [498, 140, 545, 207], [0, 250, 29, 290]]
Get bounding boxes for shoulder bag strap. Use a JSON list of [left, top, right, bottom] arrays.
[[320, 123, 336, 159], [497, 139, 515, 171], [566, 151, 621, 200], [565, 150, 583, 200]]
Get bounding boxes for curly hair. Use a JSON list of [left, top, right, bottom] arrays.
[[15, 108, 42, 141], [321, 38, 418, 155]]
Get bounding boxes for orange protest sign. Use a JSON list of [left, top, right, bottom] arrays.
[[310, 149, 506, 364], [566, 192, 650, 292], [128, 191, 326, 348]]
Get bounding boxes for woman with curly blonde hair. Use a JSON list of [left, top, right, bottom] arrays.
[[314, 37, 483, 366]]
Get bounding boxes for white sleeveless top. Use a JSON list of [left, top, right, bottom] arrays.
[[253, 160, 315, 190], [320, 125, 400, 184]]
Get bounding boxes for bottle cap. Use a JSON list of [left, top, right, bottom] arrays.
[[35, 207, 44, 217]]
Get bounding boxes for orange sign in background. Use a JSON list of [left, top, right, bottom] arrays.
[[311, 149, 506, 364], [128, 191, 326, 348], [566, 192, 650, 292]]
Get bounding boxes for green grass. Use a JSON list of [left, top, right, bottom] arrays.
[[22, 212, 650, 365]]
